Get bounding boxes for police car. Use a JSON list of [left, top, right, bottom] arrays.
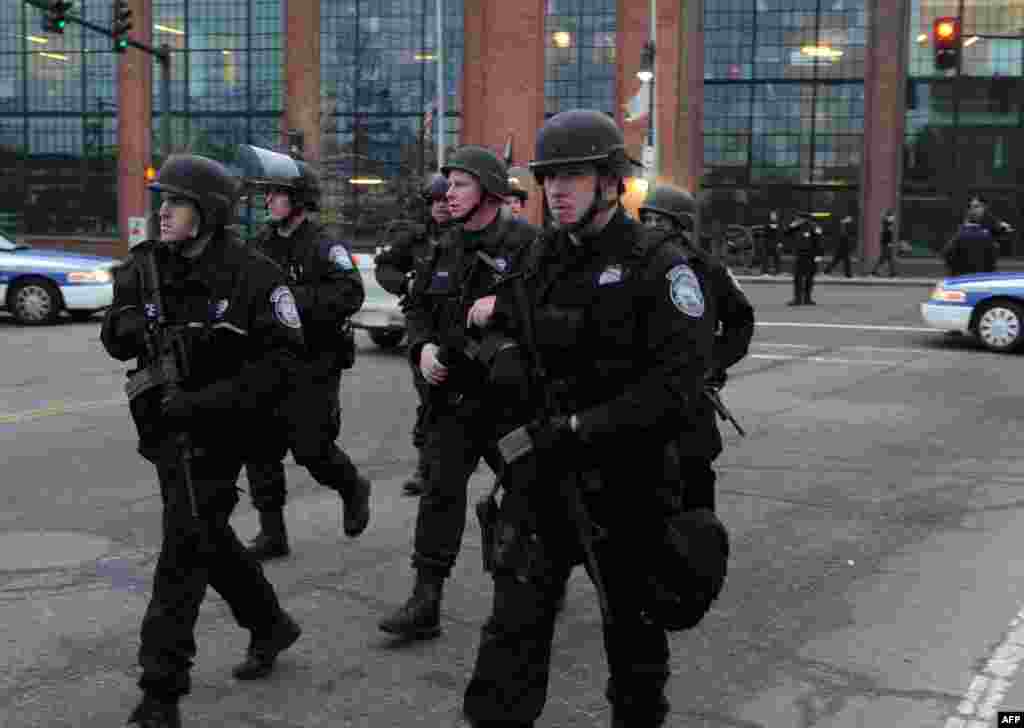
[[921, 272, 1024, 353], [349, 253, 407, 348], [0, 232, 120, 325]]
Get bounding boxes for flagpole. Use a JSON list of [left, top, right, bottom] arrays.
[[436, 0, 446, 170]]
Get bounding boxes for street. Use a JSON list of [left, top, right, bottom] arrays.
[[1, 281, 1022, 728]]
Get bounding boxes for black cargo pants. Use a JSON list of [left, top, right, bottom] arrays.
[[245, 361, 361, 512], [138, 455, 284, 700]]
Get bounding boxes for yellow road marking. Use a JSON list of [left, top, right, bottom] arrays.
[[0, 398, 124, 424]]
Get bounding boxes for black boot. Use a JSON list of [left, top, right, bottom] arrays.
[[378, 569, 444, 639], [246, 510, 290, 561], [232, 610, 302, 680], [125, 695, 181, 728], [402, 456, 428, 497], [340, 474, 372, 537]]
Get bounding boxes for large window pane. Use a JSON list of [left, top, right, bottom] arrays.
[[545, 0, 616, 116]]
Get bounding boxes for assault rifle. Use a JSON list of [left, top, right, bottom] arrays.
[[130, 241, 202, 534]]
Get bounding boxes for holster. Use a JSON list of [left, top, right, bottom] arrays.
[[475, 490, 500, 573]]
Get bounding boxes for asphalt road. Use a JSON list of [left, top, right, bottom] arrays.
[[1, 282, 1022, 728]]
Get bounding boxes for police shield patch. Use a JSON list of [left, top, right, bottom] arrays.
[[270, 285, 302, 329], [667, 264, 704, 318], [328, 244, 354, 270]]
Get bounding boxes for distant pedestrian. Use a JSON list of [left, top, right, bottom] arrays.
[[787, 213, 824, 305], [825, 215, 855, 278], [871, 209, 897, 277], [943, 194, 1011, 276], [761, 210, 783, 275]]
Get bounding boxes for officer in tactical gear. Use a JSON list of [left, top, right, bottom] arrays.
[[238, 145, 371, 561], [459, 110, 724, 728], [504, 166, 531, 218], [102, 154, 304, 728], [377, 145, 538, 641], [787, 212, 824, 305], [374, 172, 453, 496], [760, 209, 783, 275], [871, 209, 898, 277], [943, 194, 1012, 276], [639, 183, 755, 512]]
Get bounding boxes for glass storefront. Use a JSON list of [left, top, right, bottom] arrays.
[[544, 0, 617, 117], [903, 0, 1023, 256], [703, 0, 867, 243], [321, 0, 464, 247], [0, 1, 120, 236]]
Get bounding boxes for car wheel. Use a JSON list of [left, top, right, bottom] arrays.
[[974, 300, 1023, 353], [368, 329, 405, 349], [9, 278, 62, 325]]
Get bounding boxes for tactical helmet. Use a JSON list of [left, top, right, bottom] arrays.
[[644, 508, 729, 632], [441, 145, 509, 198], [530, 109, 637, 182], [421, 172, 449, 202], [149, 154, 240, 230], [292, 160, 322, 212], [639, 184, 697, 230]]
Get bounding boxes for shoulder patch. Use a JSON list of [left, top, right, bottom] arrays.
[[270, 285, 302, 329], [666, 263, 705, 318], [328, 244, 354, 270]]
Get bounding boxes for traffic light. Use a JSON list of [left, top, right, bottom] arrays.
[[41, 1, 73, 34], [111, 0, 133, 53], [933, 16, 961, 71]]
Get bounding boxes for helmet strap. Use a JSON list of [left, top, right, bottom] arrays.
[[564, 177, 618, 240]]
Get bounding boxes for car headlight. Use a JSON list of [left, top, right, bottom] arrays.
[[67, 269, 113, 284], [930, 284, 966, 303]]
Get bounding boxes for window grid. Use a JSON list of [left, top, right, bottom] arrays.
[[544, 0, 617, 117]]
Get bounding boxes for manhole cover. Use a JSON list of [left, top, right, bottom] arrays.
[[0, 531, 112, 571]]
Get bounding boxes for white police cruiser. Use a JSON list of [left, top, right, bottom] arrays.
[[0, 232, 119, 325], [349, 253, 407, 348], [921, 272, 1024, 353]]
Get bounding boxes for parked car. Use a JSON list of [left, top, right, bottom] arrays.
[[0, 233, 120, 325], [921, 272, 1024, 353], [350, 252, 407, 348]]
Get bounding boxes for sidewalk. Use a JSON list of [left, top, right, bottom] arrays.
[[734, 256, 1024, 287]]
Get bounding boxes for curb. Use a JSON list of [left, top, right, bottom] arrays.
[[735, 274, 937, 288]]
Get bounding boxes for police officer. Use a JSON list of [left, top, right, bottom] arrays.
[[377, 145, 538, 640], [504, 166, 531, 218], [761, 209, 783, 275], [943, 194, 1012, 276], [825, 214, 855, 278], [787, 212, 824, 305], [638, 183, 755, 512], [102, 155, 304, 728], [375, 173, 453, 496], [460, 110, 720, 728], [240, 146, 371, 561], [871, 209, 898, 277]]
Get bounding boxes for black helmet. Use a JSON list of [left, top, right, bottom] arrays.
[[421, 173, 449, 202], [293, 160, 322, 212], [530, 109, 637, 183], [640, 184, 697, 230], [149, 154, 240, 231], [441, 145, 509, 198]]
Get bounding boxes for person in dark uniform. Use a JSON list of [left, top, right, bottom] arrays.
[[762, 209, 783, 275], [238, 147, 371, 561], [504, 166, 531, 219], [374, 173, 453, 497], [825, 214, 855, 278], [638, 183, 755, 512], [943, 194, 1013, 276], [871, 209, 898, 277], [787, 213, 824, 305], [377, 145, 538, 640], [102, 155, 305, 728], [460, 110, 720, 728]]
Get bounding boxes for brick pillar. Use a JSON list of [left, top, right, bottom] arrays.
[[617, 0, 648, 171], [461, 0, 546, 226], [117, 0, 152, 257], [859, 0, 910, 268], [284, 0, 321, 161], [664, 0, 703, 195]]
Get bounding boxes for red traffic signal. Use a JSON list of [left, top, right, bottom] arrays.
[[933, 16, 961, 71]]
